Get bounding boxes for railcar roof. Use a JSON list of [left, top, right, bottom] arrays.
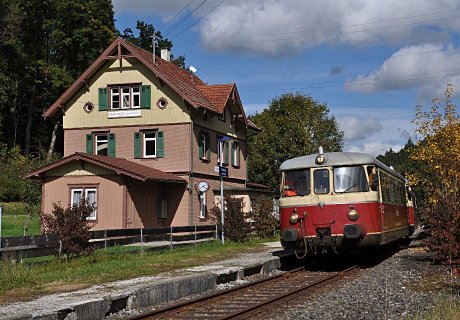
[[279, 152, 405, 180]]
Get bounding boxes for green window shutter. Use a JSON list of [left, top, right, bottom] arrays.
[[157, 131, 164, 158], [86, 134, 93, 154], [140, 85, 151, 109], [198, 131, 204, 159], [98, 87, 108, 111], [108, 133, 116, 157], [206, 134, 211, 160], [225, 141, 229, 164], [134, 132, 141, 159]]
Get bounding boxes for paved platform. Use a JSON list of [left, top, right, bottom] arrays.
[[0, 241, 292, 320]]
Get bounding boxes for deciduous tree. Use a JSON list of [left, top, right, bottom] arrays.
[[248, 92, 343, 190], [408, 84, 460, 269]]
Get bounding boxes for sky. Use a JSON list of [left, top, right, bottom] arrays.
[[112, 0, 460, 156]]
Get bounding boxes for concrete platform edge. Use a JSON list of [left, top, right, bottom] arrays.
[[0, 256, 285, 320]]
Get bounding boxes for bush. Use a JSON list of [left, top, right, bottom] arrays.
[[40, 199, 94, 258], [210, 195, 251, 242], [422, 192, 460, 269], [250, 197, 277, 238]]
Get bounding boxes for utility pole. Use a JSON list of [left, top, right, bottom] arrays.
[[218, 136, 231, 245]]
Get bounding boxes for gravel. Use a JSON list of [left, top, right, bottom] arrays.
[[268, 245, 460, 320]]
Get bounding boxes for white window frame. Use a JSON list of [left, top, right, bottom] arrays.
[[199, 192, 206, 219], [110, 88, 120, 109], [71, 188, 97, 220], [121, 87, 130, 109], [132, 86, 140, 108], [232, 142, 240, 167], [85, 188, 97, 220], [143, 131, 157, 158], [200, 132, 208, 160], [95, 133, 108, 155]]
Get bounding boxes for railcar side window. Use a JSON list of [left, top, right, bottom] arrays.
[[313, 169, 330, 194], [282, 170, 310, 197], [333, 166, 368, 193]]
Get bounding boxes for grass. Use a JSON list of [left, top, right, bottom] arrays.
[[409, 297, 460, 319], [0, 202, 41, 237], [0, 238, 274, 304], [0, 214, 41, 237]]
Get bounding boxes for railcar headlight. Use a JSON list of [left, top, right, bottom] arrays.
[[289, 212, 299, 224], [347, 209, 359, 221]]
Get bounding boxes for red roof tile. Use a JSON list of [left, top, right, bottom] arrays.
[[44, 37, 256, 129], [27, 153, 186, 183]]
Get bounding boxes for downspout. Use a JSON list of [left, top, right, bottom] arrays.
[[189, 120, 194, 226]]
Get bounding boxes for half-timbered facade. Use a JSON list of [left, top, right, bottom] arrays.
[[28, 37, 264, 230]]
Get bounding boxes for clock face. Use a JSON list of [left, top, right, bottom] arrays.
[[198, 181, 209, 192]]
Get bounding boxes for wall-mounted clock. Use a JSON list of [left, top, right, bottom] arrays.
[[197, 181, 209, 192]]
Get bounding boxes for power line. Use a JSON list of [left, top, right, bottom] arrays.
[[244, 68, 460, 91], [207, 14, 460, 47], [170, 0, 226, 40], [158, 0, 196, 32], [162, 0, 208, 36], [201, 7, 460, 42], [198, 47, 451, 72]]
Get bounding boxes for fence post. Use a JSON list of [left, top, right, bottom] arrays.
[[194, 225, 197, 247], [104, 230, 107, 251], [215, 224, 218, 240], [140, 228, 144, 254], [170, 227, 173, 250], [59, 240, 62, 256]]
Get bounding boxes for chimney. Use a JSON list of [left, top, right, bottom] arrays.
[[161, 49, 171, 62]]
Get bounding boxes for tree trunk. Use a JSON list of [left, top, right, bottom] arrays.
[[47, 120, 60, 162], [24, 83, 36, 159]]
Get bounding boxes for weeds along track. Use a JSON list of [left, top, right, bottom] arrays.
[[130, 265, 358, 320]]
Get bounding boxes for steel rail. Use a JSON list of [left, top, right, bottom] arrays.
[[131, 265, 357, 320]]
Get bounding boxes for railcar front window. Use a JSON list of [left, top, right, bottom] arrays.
[[282, 170, 310, 197], [334, 166, 368, 193], [314, 169, 330, 194]]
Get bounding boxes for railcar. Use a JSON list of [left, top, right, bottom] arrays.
[[279, 149, 415, 258]]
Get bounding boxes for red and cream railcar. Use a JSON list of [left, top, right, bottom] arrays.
[[279, 150, 415, 257]]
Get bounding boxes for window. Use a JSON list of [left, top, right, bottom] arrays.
[[216, 136, 229, 164], [110, 85, 141, 109], [71, 187, 97, 220], [143, 132, 157, 158], [199, 192, 206, 219], [218, 110, 226, 122], [231, 142, 240, 167], [134, 131, 164, 159], [95, 134, 108, 156], [199, 131, 210, 161], [333, 166, 368, 193], [99, 85, 150, 111], [86, 133, 115, 157], [313, 169, 330, 194], [282, 170, 310, 197]]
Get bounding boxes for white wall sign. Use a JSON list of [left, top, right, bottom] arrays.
[[108, 110, 142, 118]]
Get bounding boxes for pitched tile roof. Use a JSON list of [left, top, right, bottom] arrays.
[[44, 37, 255, 130], [27, 153, 187, 183]]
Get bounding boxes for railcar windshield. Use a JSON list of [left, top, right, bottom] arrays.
[[282, 170, 310, 197], [313, 169, 330, 194], [333, 166, 368, 193]]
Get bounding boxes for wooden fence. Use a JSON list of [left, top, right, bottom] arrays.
[[0, 225, 218, 259]]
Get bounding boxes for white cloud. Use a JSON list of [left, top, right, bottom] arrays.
[[344, 141, 404, 157], [332, 106, 414, 156], [337, 116, 383, 141], [198, 0, 460, 56], [345, 43, 460, 93]]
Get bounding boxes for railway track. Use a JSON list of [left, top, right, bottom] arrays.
[[129, 265, 358, 320]]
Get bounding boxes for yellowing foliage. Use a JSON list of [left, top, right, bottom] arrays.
[[409, 84, 460, 201], [409, 84, 460, 269]]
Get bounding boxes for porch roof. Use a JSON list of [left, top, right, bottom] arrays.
[[26, 153, 187, 183]]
